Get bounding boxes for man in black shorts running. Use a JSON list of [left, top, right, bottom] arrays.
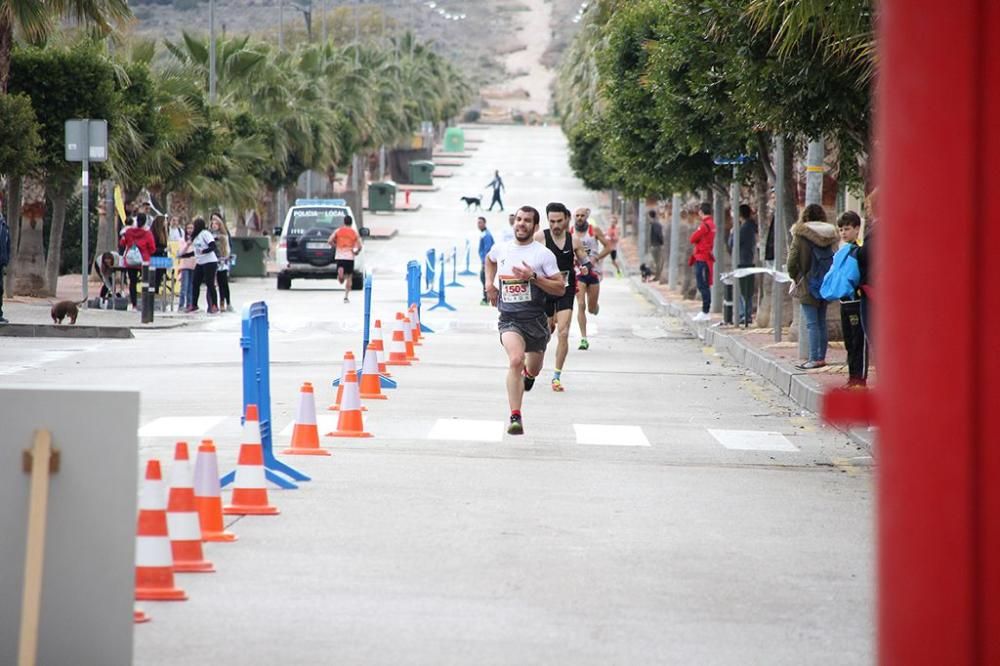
[[485, 205, 565, 435], [535, 202, 589, 392]]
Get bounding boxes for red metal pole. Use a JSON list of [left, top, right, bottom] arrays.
[[877, 1, 1000, 663]]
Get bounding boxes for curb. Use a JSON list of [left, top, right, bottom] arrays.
[[632, 278, 874, 452], [0, 323, 135, 339]]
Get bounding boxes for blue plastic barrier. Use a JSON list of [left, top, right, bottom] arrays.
[[428, 251, 455, 311], [459, 239, 477, 277], [447, 247, 464, 288], [333, 273, 396, 389], [408, 260, 433, 333], [221, 301, 310, 490], [421, 248, 438, 298]]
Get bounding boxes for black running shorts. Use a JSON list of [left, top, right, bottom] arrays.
[[544, 290, 576, 317], [498, 312, 551, 353]]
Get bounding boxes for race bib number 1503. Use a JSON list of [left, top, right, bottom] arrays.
[[500, 278, 532, 303]]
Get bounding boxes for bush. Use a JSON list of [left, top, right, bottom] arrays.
[[462, 109, 481, 123]]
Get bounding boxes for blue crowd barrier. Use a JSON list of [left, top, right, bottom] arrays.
[[428, 251, 456, 311], [459, 239, 477, 277], [421, 248, 438, 298], [447, 247, 464, 288], [220, 301, 310, 490]]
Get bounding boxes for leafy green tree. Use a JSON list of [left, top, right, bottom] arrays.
[[0, 91, 40, 295]]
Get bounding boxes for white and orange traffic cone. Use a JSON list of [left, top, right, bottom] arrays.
[[135, 460, 188, 601], [192, 439, 237, 542], [386, 318, 411, 366], [326, 361, 373, 438], [398, 312, 420, 362], [283, 382, 330, 455], [359, 342, 388, 401], [328, 352, 367, 412], [372, 319, 392, 377], [223, 404, 280, 516], [408, 305, 423, 345], [167, 442, 215, 572]]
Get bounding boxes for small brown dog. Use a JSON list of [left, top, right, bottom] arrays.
[[51, 299, 86, 324]]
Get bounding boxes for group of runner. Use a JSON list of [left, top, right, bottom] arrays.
[[484, 203, 613, 435]]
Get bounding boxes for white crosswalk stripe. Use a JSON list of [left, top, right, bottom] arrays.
[[573, 424, 650, 447], [708, 429, 800, 452]]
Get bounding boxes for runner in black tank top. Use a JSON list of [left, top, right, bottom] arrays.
[[538, 203, 585, 392]]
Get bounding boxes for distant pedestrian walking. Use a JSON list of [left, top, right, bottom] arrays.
[[477, 216, 494, 305], [486, 170, 505, 212], [648, 210, 664, 282]]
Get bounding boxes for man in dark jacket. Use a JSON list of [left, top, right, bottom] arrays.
[[0, 210, 10, 324], [648, 210, 665, 282], [729, 204, 758, 324]]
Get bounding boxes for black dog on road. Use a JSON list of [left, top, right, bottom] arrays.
[[460, 195, 482, 211]]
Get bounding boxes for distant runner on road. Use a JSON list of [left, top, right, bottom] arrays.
[[485, 206, 565, 435], [328, 215, 362, 302], [572, 207, 611, 350], [535, 202, 588, 392]]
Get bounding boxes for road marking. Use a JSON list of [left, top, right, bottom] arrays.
[[573, 424, 650, 447], [427, 418, 503, 442], [277, 415, 340, 437], [139, 416, 226, 437], [708, 428, 799, 452]]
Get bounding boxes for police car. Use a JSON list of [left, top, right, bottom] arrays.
[[274, 199, 369, 290]]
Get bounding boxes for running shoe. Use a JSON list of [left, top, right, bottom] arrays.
[[343, 295, 350, 303], [523, 370, 535, 392], [578, 338, 589, 350], [507, 414, 524, 435], [551, 378, 565, 392]]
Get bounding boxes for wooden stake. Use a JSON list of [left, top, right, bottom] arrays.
[[18, 430, 58, 666]]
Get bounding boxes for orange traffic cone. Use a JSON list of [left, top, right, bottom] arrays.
[[372, 319, 392, 377], [408, 305, 423, 345], [398, 312, 420, 361], [326, 362, 372, 438], [167, 442, 215, 572], [192, 439, 237, 542], [135, 460, 188, 601], [223, 404, 280, 516], [328, 352, 367, 412], [283, 382, 330, 455], [134, 607, 151, 623], [386, 318, 412, 366], [359, 342, 388, 400]]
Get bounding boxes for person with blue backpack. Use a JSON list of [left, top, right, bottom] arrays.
[[787, 204, 838, 370], [821, 211, 867, 387]]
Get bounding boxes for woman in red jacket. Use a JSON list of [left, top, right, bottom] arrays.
[[119, 213, 156, 311], [689, 202, 716, 321]]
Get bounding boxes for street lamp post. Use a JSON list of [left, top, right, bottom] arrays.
[[209, 0, 216, 103]]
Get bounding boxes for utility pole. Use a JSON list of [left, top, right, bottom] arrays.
[[668, 193, 681, 290], [773, 135, 788, 342], [799, 138, 825, 359], [637, 199, 647, 262], [279, 0, 284, 51], [730, 170, 741, 326], [209, 0, 216, 103], [711, 188, 725, 314]]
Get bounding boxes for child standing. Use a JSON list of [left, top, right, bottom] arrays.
[[177, 222, 196, 311], [836, 211, 867, 387]]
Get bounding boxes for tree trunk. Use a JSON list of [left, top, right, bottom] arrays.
[[44, 188, 70, 296], [0, 17, 12, 94], [167, 190, 192, 222], [753, 164, 772, 329], [95, 180, 116, 258], [13, 175, 47, 296], [3, 177, 21, 296]]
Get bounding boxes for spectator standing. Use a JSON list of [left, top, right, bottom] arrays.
[[210, 212, 233, 312], [180, 217, 220, 314], [177, 222, 196, 311], [787, 204, 838, 369], [648, 209, 665, 282], [477, 215, 494, 305], [119, 213, 156, 311], [0, 209, 9, 324], [730, 204, 759, 325], [689, 202, 716, 321], [150, 215, 169, 294], [167, 215, 184, 242], [485, 170, 505, 212], [857, 189, 877, 355], [833, 211, 867, 386], [501, 212, 515, 243]]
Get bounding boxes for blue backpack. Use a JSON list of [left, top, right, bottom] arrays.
[[820, 244, 860, 301], [807, 243, 835, 300]]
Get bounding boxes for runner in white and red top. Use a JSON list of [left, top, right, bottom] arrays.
[[485, 205, 565, 435], [571, 207, 611, 350]]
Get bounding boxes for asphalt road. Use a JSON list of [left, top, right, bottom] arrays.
[[0, 125, 873, 665]]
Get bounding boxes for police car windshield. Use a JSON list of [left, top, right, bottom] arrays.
[[288, 208, 347, 236]]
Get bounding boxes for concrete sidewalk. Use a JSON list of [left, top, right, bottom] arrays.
[[621, 240, 876, 452]]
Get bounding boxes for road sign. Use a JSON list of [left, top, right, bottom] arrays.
[[64, 119, 108, 162]]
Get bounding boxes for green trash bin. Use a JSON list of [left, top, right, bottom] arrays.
[[409, 160, 435, 186], [443, 127, 465, 152], [228, 236, 270, 278], [368, 182, 397, 212]]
